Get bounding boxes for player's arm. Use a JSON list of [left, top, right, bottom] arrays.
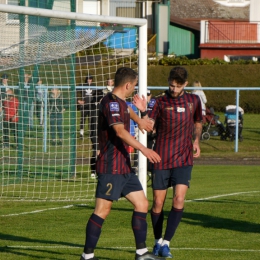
[[132, 94, 149, 119], [193, 121, 202, 158], [128, 105, 154, 133], [112, 123, 161, 163]]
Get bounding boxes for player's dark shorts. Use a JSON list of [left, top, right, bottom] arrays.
[[151, 166, 192, 190], [96, 171, 143, 201]]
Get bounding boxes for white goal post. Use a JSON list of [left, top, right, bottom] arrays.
[[0, 3, 148, 200]]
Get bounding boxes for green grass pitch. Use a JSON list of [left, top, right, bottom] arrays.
[[0, 165, 260, 260]]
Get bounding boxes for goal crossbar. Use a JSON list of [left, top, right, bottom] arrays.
[[0, 4, 147, 26]]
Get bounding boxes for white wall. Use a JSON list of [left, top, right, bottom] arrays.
[[83, 0, 100, 15], [250, 0, 260, 22]]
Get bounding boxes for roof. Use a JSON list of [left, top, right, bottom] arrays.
[[170, 15, 200, 31], [170, 0, 250, 30]]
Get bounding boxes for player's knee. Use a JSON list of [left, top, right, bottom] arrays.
[[94, 207, 111, 219], [135, 198, 149, 212], [173, 194, 185, 206], [153, 198, 164, 211]]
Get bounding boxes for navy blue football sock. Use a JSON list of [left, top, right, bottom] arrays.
[[164, 207, 183, 241], [151, 209, 164, 239], [132, 211, 147, 248], [84, 213, 104, 253]]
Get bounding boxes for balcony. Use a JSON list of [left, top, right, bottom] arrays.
[[201, 21, 260, 44], [200, 20, 260, 59]]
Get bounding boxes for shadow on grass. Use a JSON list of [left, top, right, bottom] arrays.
[[0, 232, 128, 260], [181, 211, 260, 234], [0, 246, 68, 260]]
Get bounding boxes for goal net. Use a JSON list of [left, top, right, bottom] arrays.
[[0, 3, 147, 200]]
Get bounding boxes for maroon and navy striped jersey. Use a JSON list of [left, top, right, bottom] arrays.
[[147, 91, 202, 169], [96, 93, 132, 174]]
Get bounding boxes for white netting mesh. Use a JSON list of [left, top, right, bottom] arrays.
[[0, 7, 140, 201], [0, 13, 114, 71]]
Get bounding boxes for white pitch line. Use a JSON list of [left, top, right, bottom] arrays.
[[0, 205, 75, 217], [1, 191, 260, 217], [6, 245, 260, 253], [185, 190, 260, 202]]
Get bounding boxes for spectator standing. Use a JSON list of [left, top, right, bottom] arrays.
[[3, 88, 19, 149], [23, 73, 35, 131], [133, 66, 203, 258], [1, 74, 9, 100], [89, 88, 104, 178], [79, 67, 163, 260], [48, 88, 66, 146], [191, 81, 207, 116], [0, 74, 9, 133], [102, 78, 114, 94], [77, 75, 95, 138], [35, 78, 45, 125]]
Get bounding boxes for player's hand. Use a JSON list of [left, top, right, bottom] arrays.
[[138, 117, 154, 133], [140, 147, 161, 163], [132, 94, 147, 112], [193, 141, 201, 158]]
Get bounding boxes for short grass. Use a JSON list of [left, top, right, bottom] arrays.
[[199, 112, 260, 158], [0, 165, 259, 260]]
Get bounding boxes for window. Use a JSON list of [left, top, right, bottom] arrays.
[[6, 0, 19, 23]]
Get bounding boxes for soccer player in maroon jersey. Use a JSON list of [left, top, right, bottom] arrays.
[[80, 67, 164, 260], [133, 66, 203, 258]]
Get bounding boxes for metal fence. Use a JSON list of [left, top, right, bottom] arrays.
[[148, 86, 260, 154]]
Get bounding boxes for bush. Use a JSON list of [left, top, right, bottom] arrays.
[[147, 64, 260, 113]]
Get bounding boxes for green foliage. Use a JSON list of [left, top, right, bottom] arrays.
[[77, 41, 113, 56], [147, 57, 159, 66], [155, 56, 260, 66], [147, 64, 260, 113]]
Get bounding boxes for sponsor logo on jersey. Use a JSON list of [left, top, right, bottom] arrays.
[[112, 114, 120, 116], [109, 102, 120, 112], [188, 103, 193, 113], [165, 107, 173, 110], [177, 107, 185, 112], [148, 99, 156, 108]]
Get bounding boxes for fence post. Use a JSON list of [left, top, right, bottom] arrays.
[[235, 89, 240, 152]]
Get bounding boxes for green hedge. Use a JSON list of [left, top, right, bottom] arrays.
[[147, 64, 260, 113]]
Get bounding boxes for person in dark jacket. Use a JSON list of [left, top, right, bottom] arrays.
[[49, 88, 66, 146], [77, 75, 95, 138]]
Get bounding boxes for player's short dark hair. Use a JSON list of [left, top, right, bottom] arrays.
[[168, 66, 188, 84], [114, 67, 138, 87]]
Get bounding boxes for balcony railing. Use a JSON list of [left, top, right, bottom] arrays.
[[202, 21, 260, 44]]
